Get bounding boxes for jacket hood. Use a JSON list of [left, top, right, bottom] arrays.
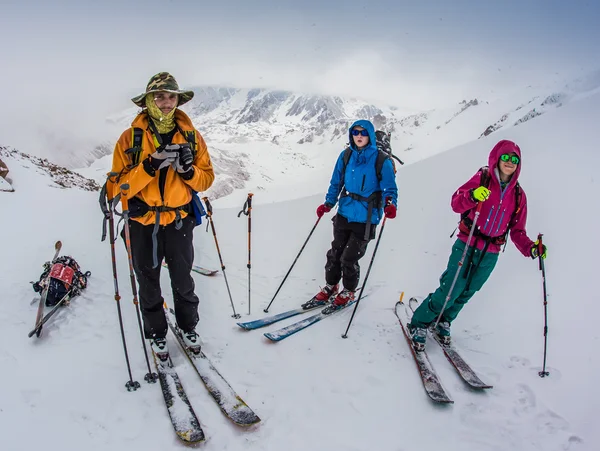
[[488, 139, 522, 187], [348, 120, 377, 152]]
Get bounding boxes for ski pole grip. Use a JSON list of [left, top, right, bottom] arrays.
[[120, 184, 130, 211], [537, 233, 544, 269], [247, 193, 253, 210], [202, 197, 213, 216]]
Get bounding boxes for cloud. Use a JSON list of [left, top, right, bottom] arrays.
[[1, 0, 598, 161]]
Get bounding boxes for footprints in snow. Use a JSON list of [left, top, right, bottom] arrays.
[[458, 383, 583, 450]]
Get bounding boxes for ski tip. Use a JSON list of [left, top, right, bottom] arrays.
[[55, 240, 62, 249], [177, 429, 206, 443], [263, 333, 282, 342]]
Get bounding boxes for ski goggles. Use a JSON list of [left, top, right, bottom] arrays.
[[351, 129, 369, 137], [500, 153, 520, 165]]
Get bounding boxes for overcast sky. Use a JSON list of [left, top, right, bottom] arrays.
[[1, 0, 599, 157]]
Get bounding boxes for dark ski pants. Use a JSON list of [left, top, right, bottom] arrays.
[[324, 215, 372, 291], [124, 215, 199, 339], [410, 239, 498, 328]]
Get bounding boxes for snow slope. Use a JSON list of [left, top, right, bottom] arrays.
[[0, 90, 598, 451]]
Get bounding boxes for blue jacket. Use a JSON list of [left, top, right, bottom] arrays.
[[325, 120, 398, 225]]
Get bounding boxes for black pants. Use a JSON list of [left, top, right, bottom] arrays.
[[324, 215, 373, 291], [124, 215, 199, 339]]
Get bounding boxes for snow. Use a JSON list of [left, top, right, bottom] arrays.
[[1, 87, 599, 451]]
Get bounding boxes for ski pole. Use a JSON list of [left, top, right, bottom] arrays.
[[203, 197, 240, 319], [433, 201, 483, 330], [32, 240, 62, 338], [100, 181, 140, 391], [537, 233, 550, 378], [238, 193, 253, 315], [120, 184, 158, 384], [264, 216, 322, 313], [342, 206, 390, 339]]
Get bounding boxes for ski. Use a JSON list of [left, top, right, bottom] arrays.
[[430, 332, 493, 389], [151, 350, 205, 444], [394, 301, 453, 403], [263, 298, 363, 342], [33, 240, 62, 337], [406, 297, 492, 390], [162, 262, 218, 277], [165, 310, 261, 427], [237, 299, 324, 331], [28, 291, 73, 338]]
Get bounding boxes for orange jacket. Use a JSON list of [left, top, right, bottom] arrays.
[[110, 109, 214, 226]]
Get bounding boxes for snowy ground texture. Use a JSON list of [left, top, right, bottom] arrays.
[[1, 92, 599, 451]]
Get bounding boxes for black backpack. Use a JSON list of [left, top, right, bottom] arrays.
[[32, 256, 90, 306]]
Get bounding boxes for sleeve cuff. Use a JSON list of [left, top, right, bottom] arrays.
[[179, 167, 194, 181], [142, 158, 156, 177]]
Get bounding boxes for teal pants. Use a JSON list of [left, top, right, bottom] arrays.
[[410, 239, 499, 328]]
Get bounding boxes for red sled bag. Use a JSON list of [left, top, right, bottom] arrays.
[[32, 256, 90, 306]]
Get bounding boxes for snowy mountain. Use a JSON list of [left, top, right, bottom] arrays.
[[1, 80, 598, 451], [75, 71, 600, 204]]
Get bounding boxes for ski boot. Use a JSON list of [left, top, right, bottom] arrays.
[[407, 324, 427, 352], [301, 284, 339, 309], [322, 288, 355, 315], [182, 330, 202, 354], [151, 338, 169, 362], [434, 321, 451, 345]]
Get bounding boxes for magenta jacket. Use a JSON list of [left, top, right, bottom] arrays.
[[451, 140, 534, 256]]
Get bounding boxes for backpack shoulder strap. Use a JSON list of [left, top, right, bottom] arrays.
[[513, 182, 522, 216], [176, 125, 197, 157], [124, 127, 144, 166], [479, 165, 491, 187], [342, 146, 352, 171], [375, 150, 391, 181]]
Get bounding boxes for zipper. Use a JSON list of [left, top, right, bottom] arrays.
[[495, 210, 505, 235], [488, 188, 506, 234], [483, 206, 494, 234], [361, 174, 366, 192]]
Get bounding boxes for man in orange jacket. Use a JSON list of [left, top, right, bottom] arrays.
[[110, 72, 214, 359]]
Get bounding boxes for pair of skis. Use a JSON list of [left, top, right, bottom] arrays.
[[395, 298, 492, 404], [237, 294, 363, 341], [150, 308, 260, 444]]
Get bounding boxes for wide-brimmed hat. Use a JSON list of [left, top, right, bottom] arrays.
[[131, 72, 195, 107]]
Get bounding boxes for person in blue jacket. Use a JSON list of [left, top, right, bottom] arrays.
[[305, 120, 398, 312]]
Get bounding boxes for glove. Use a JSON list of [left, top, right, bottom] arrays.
[[471, 186, 491, 202], [316, 203, 332, 218], [384, 199, 396, 219], [168, 144, 194, 175], [530, 240, 547, 259], [148, 148, 179, 171]]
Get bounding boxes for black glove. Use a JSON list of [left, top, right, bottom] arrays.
[[169, 144, 194, 179], [144, 148, 179, 174]]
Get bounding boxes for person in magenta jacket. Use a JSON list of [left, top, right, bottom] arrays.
[[408, 139, 547, 350]]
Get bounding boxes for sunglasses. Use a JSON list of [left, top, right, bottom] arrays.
[[351, 129, 369, 137], [500, 154, 520, 165]]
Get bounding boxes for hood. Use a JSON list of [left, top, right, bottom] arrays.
[[348, 119, 377, 152], [487, 139, 522, 187]]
